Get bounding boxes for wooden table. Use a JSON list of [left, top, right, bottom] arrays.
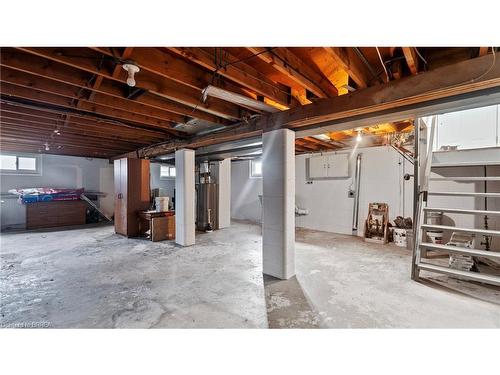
[[138, 210, 175, 241]]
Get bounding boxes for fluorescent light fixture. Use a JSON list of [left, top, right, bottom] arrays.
[[202, 85, 280, 113], [312, 134, 331, 141]]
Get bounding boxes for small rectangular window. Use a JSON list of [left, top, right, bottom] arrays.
[[160, 165, 176, 179], [0, 155, 17, 170], [18, 157, 37, 171], [0, 154, 41, 175], [250, 159, 262, 178]]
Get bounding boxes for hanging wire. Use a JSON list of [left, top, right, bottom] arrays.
[[414, 47, 428, 67], [375, 47, 390, 82]]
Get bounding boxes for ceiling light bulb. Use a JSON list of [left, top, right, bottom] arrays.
[[356, 131, 362, 142], [44, 142, 50, 151], [122, 63, 140, 87]]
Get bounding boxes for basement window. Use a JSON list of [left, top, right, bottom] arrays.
[[250, 159, 262, 178], [160, 165, 176, 179], [0, 153, 41, 175]]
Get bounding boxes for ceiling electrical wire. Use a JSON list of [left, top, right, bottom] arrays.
[[375, 47, 390, 82], [470, 46, 496, 82], [414, 47, 428, 67]]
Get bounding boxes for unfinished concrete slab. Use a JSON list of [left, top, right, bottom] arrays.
[[1, 221, 499, 328]]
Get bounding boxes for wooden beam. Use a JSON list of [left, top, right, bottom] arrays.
[[0, 112, 161, 143], [322, 47, 370, 89], [302, 136, 338, 149], [247, 47, 338, 98], [479, 47, 489, 57], [1, 49, 229, 125], [122, 54, 500, 158], [295, 139, 319, 151], [0, 129, 137, 153], [0, 141, 115, 158], [0, 102, 167, 141], [15, 47, 243, 121], [402, 47, 419, 75], [0, 134, 130, 153], [168, 47, 294, 108], [0, 67, 190, 126], [0, 82, 183, 135], [0, 120, 150, 147]]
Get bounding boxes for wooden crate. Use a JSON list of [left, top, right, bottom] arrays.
[[26, 200, 87, 230], [150, 215, 175, 242]]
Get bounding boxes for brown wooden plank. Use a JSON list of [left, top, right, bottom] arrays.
[[322, 47, 370, 88], [16, 47, 243, 120], [0, 104, 166, 141], [0, 113, 159, 144], [168, 47, 293, 108], [121, 54, 500, 158], [1, 49, 230, 125], [402, 47, 419, 75], [0, 121, 148, 148], [0, 66, 189, 125], [302, 136, 339, 149], [247, 47, 338, 98], [0, 82, 182, 135], [0, 141, 114, 158], [479, 47, 489, 57]]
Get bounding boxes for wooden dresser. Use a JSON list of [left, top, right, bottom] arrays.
[[26, 201, 87, 230]]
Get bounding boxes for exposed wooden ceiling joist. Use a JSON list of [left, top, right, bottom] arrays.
[[16, 47, 243, 121], [0, 49, 230, 125], [247, 47, 338, 98], [0, 82, 183, 136], [168, 47, 295, 108], [322, 47, 370, 89], [0, 67, 189, 126], [0, 102, 167, 141], [302, 136, 339, 149], [125, 53, 500, 158], [402, 47, 420, 75]]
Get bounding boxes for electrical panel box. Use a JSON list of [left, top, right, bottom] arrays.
[[307, 153, 349, 179]]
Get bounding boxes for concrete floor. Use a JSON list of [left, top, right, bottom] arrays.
[[1, 221, 499, 328]]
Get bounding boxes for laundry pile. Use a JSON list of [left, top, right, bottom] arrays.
[[8, 187, 84, 204]]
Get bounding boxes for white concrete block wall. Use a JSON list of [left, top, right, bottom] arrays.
[[262, 129, 295, 279], [230, 159, 262, 223], [216, 159, 231, 229], [232, 145, 414, 236], [0, 154, 113, 229], [175, 149, 195, 246], [150, 162, 175, 196]]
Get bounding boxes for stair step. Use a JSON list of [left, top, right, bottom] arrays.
[[424, 207, 500, 216], [432, 161, 500, 168], [429, 177, 500, 181], [428, 192, 500, 198], [419, 242, 500, 260], [417, 263, 500, 286], [421, 224, 500, 237]]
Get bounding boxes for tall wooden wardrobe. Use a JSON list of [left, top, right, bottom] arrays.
[[114, 158, 150, 237]]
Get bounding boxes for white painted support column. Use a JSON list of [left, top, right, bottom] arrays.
[[217, 158, 231, 229], [175, 149, 195, 246], [262, 128, 295, 279]]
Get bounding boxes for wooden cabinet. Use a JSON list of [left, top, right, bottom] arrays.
[[308, 154, 349, 179], [26, 201, 87, 230], [114, 158, 150, 237]]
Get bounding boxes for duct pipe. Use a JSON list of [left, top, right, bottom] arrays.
[[352, 153, 362, 235]]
